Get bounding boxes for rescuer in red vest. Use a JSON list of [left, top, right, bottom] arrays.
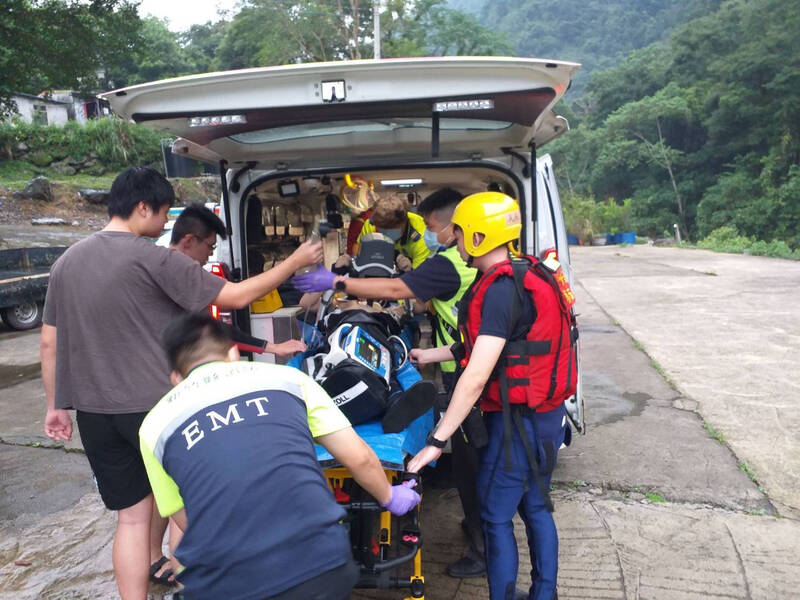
[[407, 191, 577, 600]]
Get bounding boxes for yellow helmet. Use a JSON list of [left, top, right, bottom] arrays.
[[451, 192, 522, 257]]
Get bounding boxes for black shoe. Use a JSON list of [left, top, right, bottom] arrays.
[[382, 380, 435, 433], [446, 555, 487, 578]]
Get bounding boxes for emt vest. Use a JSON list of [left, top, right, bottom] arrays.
[[459, 255, 578, 413], [429, 245, 477, 373], [359, 212, 431, 268]]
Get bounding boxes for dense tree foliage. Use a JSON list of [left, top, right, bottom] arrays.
[[4, 0, 797, 249], [1, 0, 510, 106], [211, 0, 511, 71], [0, 0, 141, 114], [472, 0, 721, 96], [548, 0, 800, 246]]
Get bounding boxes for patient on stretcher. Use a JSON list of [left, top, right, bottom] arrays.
[[292, 236, 435, 433]]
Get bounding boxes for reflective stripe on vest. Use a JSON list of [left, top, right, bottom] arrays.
[[356, 212, 430, 268], [429, 245, 477, 372]]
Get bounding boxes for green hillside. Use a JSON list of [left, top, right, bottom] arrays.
[[452, 0, 721, 95], [546, 0, 800, 247]]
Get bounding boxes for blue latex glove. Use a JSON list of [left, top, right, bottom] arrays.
[[381, 480, 421, 515], [292, 264, 336, 293]]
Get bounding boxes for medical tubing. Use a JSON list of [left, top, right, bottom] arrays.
[[388, 334, 409, 367]]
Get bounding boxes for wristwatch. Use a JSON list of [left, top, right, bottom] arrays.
[[425, 431, 447, 449]]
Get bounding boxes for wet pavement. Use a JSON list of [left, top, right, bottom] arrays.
[[1, 246, 800, 599], [0, 224, 95, 250]]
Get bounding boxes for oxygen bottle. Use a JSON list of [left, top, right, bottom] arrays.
[[295, 227, 322, 276]]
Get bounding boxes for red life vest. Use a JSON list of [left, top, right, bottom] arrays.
[[458, 255, 578, 413]]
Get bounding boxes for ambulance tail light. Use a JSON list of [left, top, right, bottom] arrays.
[[207, 261, 232, 324]]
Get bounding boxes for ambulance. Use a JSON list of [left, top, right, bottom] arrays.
[[101, 57, 584, 432]]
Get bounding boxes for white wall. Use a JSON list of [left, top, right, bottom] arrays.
[[45, 104, 69, 126], [9, 95, 70, 126]]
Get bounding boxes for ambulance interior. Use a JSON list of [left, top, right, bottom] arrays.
[[241, 167, 521, 284]]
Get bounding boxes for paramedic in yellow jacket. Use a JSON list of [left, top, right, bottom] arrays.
[[355, 192, 430, 270]]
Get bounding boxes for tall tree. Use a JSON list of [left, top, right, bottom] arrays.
[[181, 21, 228, 75], [213, 0, 513, 71], [108, 17, 193, 87], [605, 84, 698, 238], [0, 0, 141, 114]]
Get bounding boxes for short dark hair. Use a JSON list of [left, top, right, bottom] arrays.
[[162, 312, 233, 376], [418, 187, 463, 219], [170, 203, 227, 245], [107, 166, 175, 219]]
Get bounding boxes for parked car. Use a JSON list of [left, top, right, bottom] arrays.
[[0, 247, 67, 330], [101, 57, 584, 431]]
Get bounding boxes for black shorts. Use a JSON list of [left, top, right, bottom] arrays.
[[76, 410, 152, 511], [266, 559, 359, 600]]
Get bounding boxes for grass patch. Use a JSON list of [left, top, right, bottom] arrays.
[[645, 491, 666, 503], [50, 174, 116, 189], [704, 422, 726, 443], [0, 159, 42, 187], [698, 226, 800, 260], [0, 160, 117, 191], [746, 508, 766, 516], [569, 479, 588, 488], [738, 460, 757, 482], [648, 358, 676, 389]]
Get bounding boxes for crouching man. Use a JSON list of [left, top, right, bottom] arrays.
[[139, 312, 420, 600]]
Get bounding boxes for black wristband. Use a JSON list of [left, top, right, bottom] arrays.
[[450, 342, 465, 363], [425, 431, 447, 448]]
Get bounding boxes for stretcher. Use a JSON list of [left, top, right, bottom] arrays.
[[316, 409, 434, 600]]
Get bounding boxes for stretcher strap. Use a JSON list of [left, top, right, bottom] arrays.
[[511, 409, 554, 513]]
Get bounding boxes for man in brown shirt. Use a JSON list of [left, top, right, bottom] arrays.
[[41, 166, 321, 600]]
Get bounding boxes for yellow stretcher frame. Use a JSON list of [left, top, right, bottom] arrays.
[[324, 467, 424, 600]]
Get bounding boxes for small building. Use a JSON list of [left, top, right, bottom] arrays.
[[49, 90, 111, 124], [6, 92, 111, 126], [9, 93, 71, 126]]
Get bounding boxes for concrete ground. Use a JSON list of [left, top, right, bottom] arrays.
[[1, 245, 799, 599]]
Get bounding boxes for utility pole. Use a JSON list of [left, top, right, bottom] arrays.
[[373, 1, 381, 59]]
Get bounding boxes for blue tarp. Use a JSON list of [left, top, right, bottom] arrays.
[[315, 408, 434, 471], [292, 318, 435, 472]]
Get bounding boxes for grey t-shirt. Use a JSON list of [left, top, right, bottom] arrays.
[[43, 231, 226, 413]]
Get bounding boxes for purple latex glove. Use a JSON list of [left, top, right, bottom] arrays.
[[291, 264, 336, 293], [381, 480, 420, 516]]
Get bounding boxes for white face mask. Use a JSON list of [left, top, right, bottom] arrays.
[[382, 228, 402, 242], [423, 222, 453, 251], [423, 228, 441, 251]]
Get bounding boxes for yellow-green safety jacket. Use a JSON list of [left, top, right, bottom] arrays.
[[429, 245, 477, 373], [358, 212, 430, 269]]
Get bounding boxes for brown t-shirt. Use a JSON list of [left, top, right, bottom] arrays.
[[43, 231, 226, 413]]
